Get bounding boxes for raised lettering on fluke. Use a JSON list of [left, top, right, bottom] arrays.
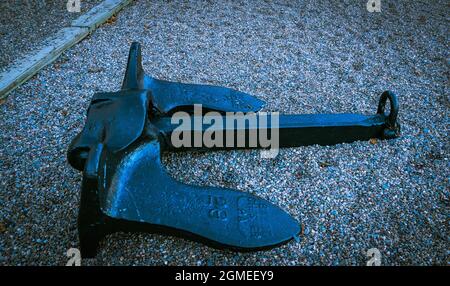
[[67, 42, 400, 257]]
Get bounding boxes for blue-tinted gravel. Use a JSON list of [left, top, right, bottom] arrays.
[[0, 0, 448, 265], [0, 0, 101, 72]]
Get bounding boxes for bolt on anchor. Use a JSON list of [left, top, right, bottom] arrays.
[[67, 42, 400, 258]]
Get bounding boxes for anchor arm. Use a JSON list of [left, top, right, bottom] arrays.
[[122, 42, 265, 115], [75, 135, 300, 257]]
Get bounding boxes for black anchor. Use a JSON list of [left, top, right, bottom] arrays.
[[68, 42, 400, 257]]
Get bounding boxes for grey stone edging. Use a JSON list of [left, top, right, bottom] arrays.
[[0, 0, 132, 101]]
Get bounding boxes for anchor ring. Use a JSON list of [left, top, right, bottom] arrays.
[[377, 90, 399, 128], [377, 90, 400, 138]]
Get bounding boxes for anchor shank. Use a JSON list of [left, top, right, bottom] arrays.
[[153, 112, 392, 151]]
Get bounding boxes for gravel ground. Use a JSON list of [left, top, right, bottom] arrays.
[[0, 0, 449, 266], [0, 0, 101, 72]]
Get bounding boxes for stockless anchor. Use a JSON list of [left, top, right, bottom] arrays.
[[67, 42, 400, 257]]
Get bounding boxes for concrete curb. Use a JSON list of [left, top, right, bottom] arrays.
[[0, 0, 132, 101], [72, 0, 132, 32]]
